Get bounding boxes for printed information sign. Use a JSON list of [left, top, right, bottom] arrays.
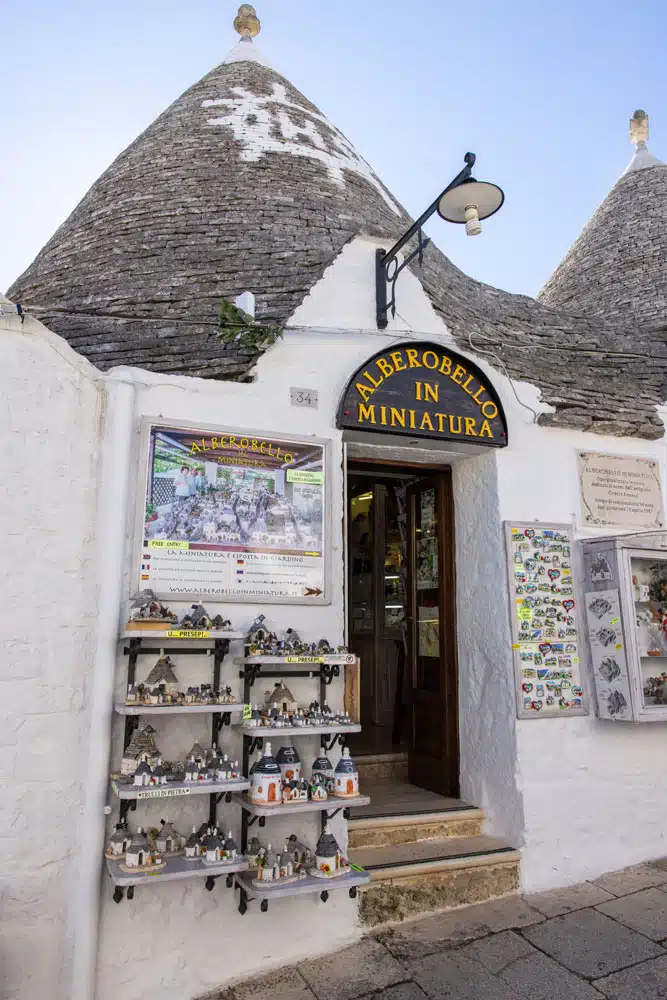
[[138, 424, 327, 602], [578, 452, 664, 530]]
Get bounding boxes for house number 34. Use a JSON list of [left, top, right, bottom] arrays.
[[290, 387, 319, 408]]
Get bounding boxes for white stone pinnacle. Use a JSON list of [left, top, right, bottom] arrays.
[[223, 36, 275, 71]]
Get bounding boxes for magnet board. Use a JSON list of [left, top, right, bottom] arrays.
[[505, 522, 588, 719]]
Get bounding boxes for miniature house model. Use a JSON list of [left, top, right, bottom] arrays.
[[333, 748, 359, 798], [143, 655, 180, 693], [311, 747, 333, 785], [265, 681, 299, 715], [276, 743, 301, 781], [248, 741, 282, 805], [155, 821, 185, 855], [120, 724, 160, 776], [314, 825, 345, 875], [106, 825, 131, 858], [124, 828, 163, 871], [184, 827, 201, 860]]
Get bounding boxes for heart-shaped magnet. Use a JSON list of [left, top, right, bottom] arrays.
[[548, 569, 561, 581], [531, 700, 543, 711], [539, 642, 552, 655], [524, 528, 535, 539], [562, 599, 575, 611], [522, 683, 534, 693]]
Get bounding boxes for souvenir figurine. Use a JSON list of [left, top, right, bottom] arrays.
[[184, 826, 201, 860], [122, 828, 165, 872], [154, 820, 185, 855], [311, 747, 334, 788], [264, 680, 298, 715], [202, 828, 225, 864], [248, 742, 282, 805], [309, 772, 328, 801], [282, 778, 309, 803], [333, 747, 359, 798], [224, 831, 238, 859], [276, 744, 301, 781], [133, 760, 154, 787], [105, 824, 131, 859], [127, 589, 178, 629], [144, 655, 180, 693], [120, 724, 161, 776], [247, 836, 263, 868], [312, 824, 348, 877]]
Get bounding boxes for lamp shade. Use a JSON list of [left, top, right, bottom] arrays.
[[436, 178, 504, 224]]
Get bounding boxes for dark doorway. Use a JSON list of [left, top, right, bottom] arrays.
[[346, 461, 459, 797]]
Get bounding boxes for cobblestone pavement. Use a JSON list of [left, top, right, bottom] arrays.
[[208, 860, 667, 1000]]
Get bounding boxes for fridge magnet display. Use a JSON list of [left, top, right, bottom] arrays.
[[505, 522, 588, 719], [136, 422, 329, 603]]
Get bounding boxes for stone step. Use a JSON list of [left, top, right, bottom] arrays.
[[349, 835, 521, 928], [355, 754, 409, 785], [348, 807, 485, 848]]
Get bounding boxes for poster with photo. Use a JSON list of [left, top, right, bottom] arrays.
[[584, 588, 632, 721], [137, 423, 328, 602], [505, 522, 588, 719]]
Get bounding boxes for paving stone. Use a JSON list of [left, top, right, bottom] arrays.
[[407, 950, 523, 999], [523, 908, 663, 978], [358, 985, 429, 1000], [376, 896, 544, 962], [462, 931, 537, 974], [524, 882, 615, 918], [653, 858, 667, 873], [594, 954, 667, 998], [590, 865, 667, 897], [499, 952, 603, 999], [232, 967, 315, 1000], [596, 888, 667, 942], [298, 939, 405, 1000]]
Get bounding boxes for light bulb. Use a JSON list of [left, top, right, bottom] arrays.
[[464, 205, 482, 236]]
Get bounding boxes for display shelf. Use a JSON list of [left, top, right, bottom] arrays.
[[107, 854, 249, 890], [235, 867, 369, 912], [112, 778, 249, 800], [241, 723, 361, 738], [115, 703, 246, 716], [122, 630, 246, 640], [232, 792, 370, 818]]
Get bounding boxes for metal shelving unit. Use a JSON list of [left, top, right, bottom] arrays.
[[235, 652, 370, 914], [109, 632, 245, 901]]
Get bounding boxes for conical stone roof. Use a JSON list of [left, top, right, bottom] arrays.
[[7, 35, 408, 378], [7, 35, 667, 437], [539, 111, 667, 323]]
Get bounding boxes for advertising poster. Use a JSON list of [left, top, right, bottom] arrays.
[[139, 424, 327, 602], [505, 522, 587, 719]]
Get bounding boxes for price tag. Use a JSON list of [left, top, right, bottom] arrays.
[[166, 630, 210, 639], [136, 787, 191, 799], [242, 704, 252, 721]]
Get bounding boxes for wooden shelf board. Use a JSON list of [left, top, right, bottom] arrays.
[[111, 778, 249, 800], [121, 630, 246, 640], [235, 867, 369, 900], [241, 724, 361, 738], [232, 792, 370, 817], [106, 854, 249, 887], [114, 703, 245, 716]]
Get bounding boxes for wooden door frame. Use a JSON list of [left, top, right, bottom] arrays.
[[346, 459, 459, 794], [406, 470, 459, 797]]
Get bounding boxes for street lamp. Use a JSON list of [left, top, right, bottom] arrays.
[[375, 152, 504, 329]]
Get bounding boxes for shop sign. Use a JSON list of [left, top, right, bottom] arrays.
[[137, 423, 328, 603], [578, 452, 665, 530], [337, 342, 507, 447]]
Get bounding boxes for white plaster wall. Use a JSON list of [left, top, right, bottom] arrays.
[[95, 241, 526, 1000], [0, 312, 104, 1000], [496, 379, 667, 891]]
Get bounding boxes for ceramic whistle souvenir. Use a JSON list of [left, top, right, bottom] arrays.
[[248, 742, 282, 805], [333, 748, 359, 798]]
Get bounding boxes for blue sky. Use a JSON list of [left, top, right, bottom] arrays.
[[2, 0, 667, 298]]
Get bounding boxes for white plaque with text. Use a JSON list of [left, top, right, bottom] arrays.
[[578, 452, 664, 530]]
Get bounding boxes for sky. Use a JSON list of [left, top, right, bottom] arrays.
[[2, 0, 667, 299]]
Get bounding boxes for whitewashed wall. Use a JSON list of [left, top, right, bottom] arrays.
[[0, 310, 104, 1000], [496, 384, 667, 891]]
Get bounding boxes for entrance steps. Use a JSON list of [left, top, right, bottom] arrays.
[[348, 783, 520, 928]]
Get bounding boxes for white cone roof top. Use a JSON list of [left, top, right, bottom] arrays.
[[622, 109, 666, 175]]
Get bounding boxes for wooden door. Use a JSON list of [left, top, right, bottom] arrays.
[[406, 473, 459, 795]]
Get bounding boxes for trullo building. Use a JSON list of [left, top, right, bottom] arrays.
[[4, 10, 667, 1000]]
